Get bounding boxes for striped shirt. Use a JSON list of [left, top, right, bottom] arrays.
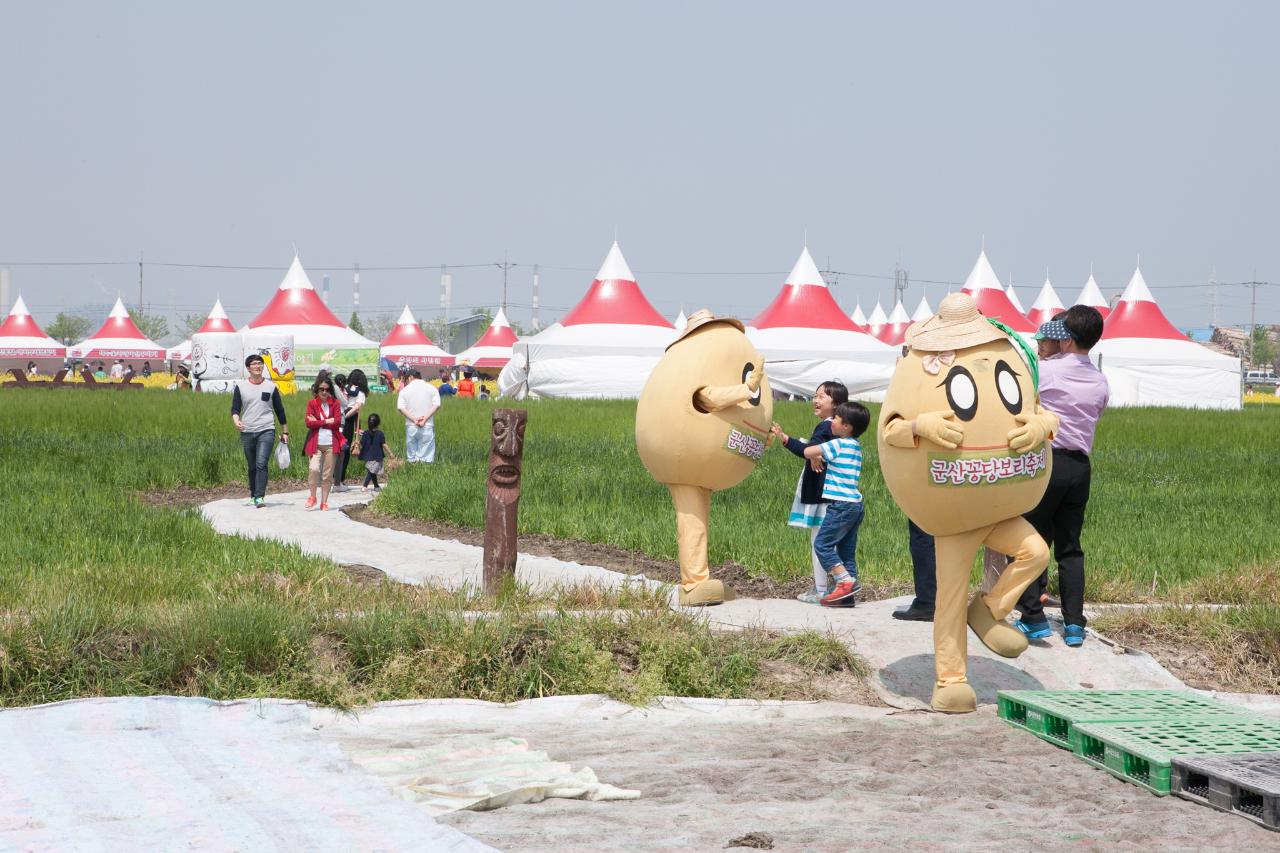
[[819, 437, 863, 503]]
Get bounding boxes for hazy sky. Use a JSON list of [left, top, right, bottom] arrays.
[[2, 1, 1276, 334]]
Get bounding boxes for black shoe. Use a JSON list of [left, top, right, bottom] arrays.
[[892, 604, 934, 622]]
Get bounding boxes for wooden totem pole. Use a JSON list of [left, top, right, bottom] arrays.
[[483, 407, 527, 593]]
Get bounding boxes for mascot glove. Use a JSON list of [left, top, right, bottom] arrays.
[[746, 359, 765, 393], [915, 410, 964, 449], [1007, 411, 1059, 453]]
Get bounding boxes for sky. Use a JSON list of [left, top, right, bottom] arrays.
[[1, 1, 1277, 337]]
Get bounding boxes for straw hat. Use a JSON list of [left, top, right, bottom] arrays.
[[667, 309, 745, 350], [904, 293, 1008, 352]]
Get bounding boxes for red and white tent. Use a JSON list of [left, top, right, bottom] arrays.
[[960, 251, 1035, 333], [245, 255, 378, 349], [380, 305, 455, 368], [1026, 277, 1066, 328], [849, 303, 869, 331], [673, 309, 688, 333], [874, 299, 912, 346], [69, 298, 166, 362], [1076, 274, 1111, 320], [499, 242, 675, 398], [1093, 267, 1240, 409], [746, 248, 896, 399], [1005, 282, 1026, 314], [168, 298, 236, 362], [0, 295, 65, 370], [911, 296, 933, 323], [865, 301, 888, 337], [455, 307, 518, 371]]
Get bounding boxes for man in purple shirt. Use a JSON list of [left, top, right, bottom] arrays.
[[1015, 306, 1110, 647]]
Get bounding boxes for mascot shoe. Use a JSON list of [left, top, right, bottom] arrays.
[[678, 579, 736, 607], [931, 682, 978, 714], [966, 595, 1029, 658]]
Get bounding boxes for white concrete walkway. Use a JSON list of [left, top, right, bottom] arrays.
[[204, 489, 1197, 711]]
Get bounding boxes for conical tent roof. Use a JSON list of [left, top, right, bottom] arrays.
[[1026, 278, 1066, 327], [380, 305, 454, 367], [866, 301, 888, 330], [751, 248, 860, 331], [911, 296, 933, 322], [960, 251, 1034, 332], [1006, 283, 1026, 313], [0, 295, 66, 359], [70, 298, 166, 360], [196, 298, 237, 334], [674, 309, 688, 332], [246, 255, 377, 347], [850, 303, 868, 330], [875, 300, 912, 346], [1076, 274, 1111, 319], [456, 307, 519, 370], [558, 242, 670, 327], [1101, 267, 1185, 341]]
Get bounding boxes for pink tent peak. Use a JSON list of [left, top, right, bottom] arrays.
[[1076, 274, 1112, 320], [1101, 267, 1185, 341], [0, 295, 53, 340], [471, 307, 519, 349], [751, 247, 860, 332], [87, 298, 154, 342], [381, 305, 439, 347], [558, 242, 671, 328], [875, 300, 912, 346], [1026, 278, 1066, 328], [959, 250, 1035, 332], [248, 255, 347, 330], [196, 299, 237, 334]]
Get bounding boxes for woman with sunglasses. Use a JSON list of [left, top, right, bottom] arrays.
[[303, 376, 347, 510]]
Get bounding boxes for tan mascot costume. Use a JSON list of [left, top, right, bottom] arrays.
[[636, 310, 772, 606], [878, 293, 1059, 713]]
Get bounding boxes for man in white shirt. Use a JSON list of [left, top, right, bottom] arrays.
[[396, 369, 441, 463]]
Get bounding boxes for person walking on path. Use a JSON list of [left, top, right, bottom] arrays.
[[1015, 307, 1110, 647], [303, 376, 346, 510], [357, 413, 394, 490], [231, 353, 289, 509], [333, 369, 369, 491], [770, 380, 848, 604], [397, 369, 441, 463]]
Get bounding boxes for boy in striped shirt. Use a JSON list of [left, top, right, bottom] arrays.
[[802, 402, 871, 606]]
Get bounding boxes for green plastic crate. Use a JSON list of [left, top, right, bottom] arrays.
[[1073, 717, 1280, 796], [997, 690, 1250, 751]]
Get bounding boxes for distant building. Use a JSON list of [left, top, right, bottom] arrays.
[[443, 314, 490, 353]]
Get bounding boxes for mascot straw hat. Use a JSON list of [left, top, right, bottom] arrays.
[[667, 309, 745, 350], [905, 293, 1006, 352]]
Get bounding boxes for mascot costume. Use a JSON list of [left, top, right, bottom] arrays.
[[878, 293, 1059, 713], [636, 310, 772, 606]]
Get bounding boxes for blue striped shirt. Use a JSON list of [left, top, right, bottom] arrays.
[[819, 437, 863, 503]]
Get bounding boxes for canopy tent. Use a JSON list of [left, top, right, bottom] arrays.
[[1005, 283, 1026, 314], [454, 307, 517, 372], [1026, 277, 1066, 328], [0, 295, 65, 371], [169, 299, 236, 363], [873, 299, 912, 346], [498, 242, 675, 398], [1093, 267, 1240, 410], [849, 303, 868, 331], [245, 255, 379, 375], [673, 309, 688, 333], [960, 250, 1035, 333], [69, 298, 166, 363], [380, 305, 455, 369], [1076, 274, 1112, 319], [864, 301, 888, 337], [746, 248, 897, 399], [911, 296, 933, 322]]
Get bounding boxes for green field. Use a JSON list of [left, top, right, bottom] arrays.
[[0, 390, 1275, 706]]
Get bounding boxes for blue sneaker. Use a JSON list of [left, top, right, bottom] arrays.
[[1015, 619, 1053, 640], [1063, 624, 1086, 647]]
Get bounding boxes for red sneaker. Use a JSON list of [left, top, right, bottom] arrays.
[[821, 579, 861, 607], [304, 496, 317, 510], [320, 502, 329, 511]]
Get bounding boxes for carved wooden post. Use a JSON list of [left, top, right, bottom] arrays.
[[483, 408, 527, 594]]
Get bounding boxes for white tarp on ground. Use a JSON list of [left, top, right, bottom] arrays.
[[0, 696, 488, 852], [1092, 338, 1241, 410]]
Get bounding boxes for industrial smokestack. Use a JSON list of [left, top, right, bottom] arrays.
[[0, 268, 9, 312], [353, 264, 360, 310], [440, 265, 452, 322], [531, 264, 541, 330], [322, 275, 331, 305]]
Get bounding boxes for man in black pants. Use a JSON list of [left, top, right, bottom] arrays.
[[893, 520, 936, 621], [1015, 306, 1110, 647]]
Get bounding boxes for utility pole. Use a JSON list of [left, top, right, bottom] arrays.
[[894, 261, 909, 309], [531, 263, 541, 330], [440, 265, 451, 323], [1246, 274, 1260, 368], [1208, 268, 1219, 329], [496, 251, 514, 310], [138, 251, 144, 309]]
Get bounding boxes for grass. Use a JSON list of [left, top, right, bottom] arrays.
[[0, 389, 862, 707]]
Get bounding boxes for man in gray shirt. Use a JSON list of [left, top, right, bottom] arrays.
[[231, 353, 289, 508]]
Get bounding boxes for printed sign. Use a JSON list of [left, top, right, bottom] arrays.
[[927, 446, 1048, 487], [724, 427, 765, 461]]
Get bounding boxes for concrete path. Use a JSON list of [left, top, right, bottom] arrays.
[[204, 489, 1189, 710]]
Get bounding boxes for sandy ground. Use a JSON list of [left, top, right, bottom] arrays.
[[317, 702, 1276, 852]]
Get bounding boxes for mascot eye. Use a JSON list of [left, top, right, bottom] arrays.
[[995, 360, 1022, 415], [943, 366, 978, 421], [742, 363, 761, 407]]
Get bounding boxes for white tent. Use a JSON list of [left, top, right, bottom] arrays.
[[0, 295, 65, 373], [849, 303, 868, 330], [873, 299, 912, 347], [960, 250, 1035, 333], [1093, 267, 1240, 410], [865, 301, 888, 336], [1006, 282, 1026, 314], [380, 305, 455, 369], [498, 242, 675, 398], [1076, 273, 1112, 319], [746, 248, 897, 399], [1026, 277, 1066, 328], [910, 296, 933, 322], [168, 299, 236, 363], [69, 298, 166, 363], [454, 307, 517, 372], [673, 309, 688, 333]]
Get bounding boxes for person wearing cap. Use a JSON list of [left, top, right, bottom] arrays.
[[231, 353, 289, 508], [1014, 306, 1109, 647]]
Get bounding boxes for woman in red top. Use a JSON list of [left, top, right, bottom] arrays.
[[456, 372, 475, 398], [304, 376, 346, 510]]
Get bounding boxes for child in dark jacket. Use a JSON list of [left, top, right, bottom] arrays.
[[357, 413, 395, 491], [770, 380, 850, 604]]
